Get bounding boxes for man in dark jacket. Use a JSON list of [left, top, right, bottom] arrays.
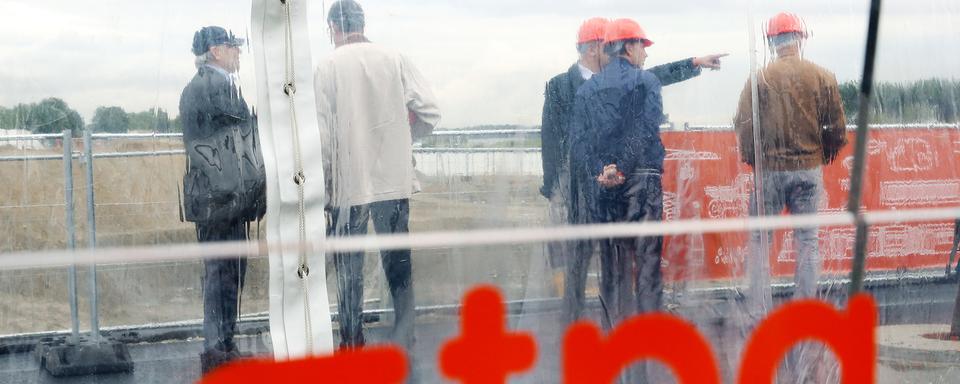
[[570, 18, 685, 383], [546, 17, 725, 325], [179, 25, 265, 373], [568, 18, 669, 331]]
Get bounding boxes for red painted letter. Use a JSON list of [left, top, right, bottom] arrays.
[[440, 285, 537, 383], [563, 314, 720, 384], [737, 294, 876, 384], [197, 347, 407, 384]]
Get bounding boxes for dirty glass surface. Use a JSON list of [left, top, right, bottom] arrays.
[[1, 0, 960, 383], [863, 0, 960, 380]]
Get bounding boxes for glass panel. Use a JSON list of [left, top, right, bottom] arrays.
[[2, 0, 959, 383]]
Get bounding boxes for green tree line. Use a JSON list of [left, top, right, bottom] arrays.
[[839, 78, 960, 124], [0, 98, 84, 136], [90, 106, 181, 133], [3, 80, 958, 136], [0, 99, 183, 135]]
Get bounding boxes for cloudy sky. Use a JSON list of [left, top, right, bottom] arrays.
[[1, 0, 958, 128]]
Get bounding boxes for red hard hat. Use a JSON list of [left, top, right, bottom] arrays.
[[766, 12, 808, 38], [577, 18, 609, 44], [603, 18, 653, 47]]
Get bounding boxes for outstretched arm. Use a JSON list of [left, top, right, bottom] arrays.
[[647, 53, 728, 86]]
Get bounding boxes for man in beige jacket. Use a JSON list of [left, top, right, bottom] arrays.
[[314, 0, 440, 353]]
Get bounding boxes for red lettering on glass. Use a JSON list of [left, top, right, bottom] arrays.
[[564, 314, 720, 384], [737, 295, 876, 384], [199, 287, 877, 384], [439, 285, 537, 383], [197, 346, 406, 384]]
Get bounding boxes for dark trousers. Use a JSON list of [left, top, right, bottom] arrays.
[[198, 220, 248, 352], [564, 171, 664, 327], [606, 171, 665, 384], [562, 170, 596, 325], [562, 237, 595, 325], [330, 199, 414, 351]]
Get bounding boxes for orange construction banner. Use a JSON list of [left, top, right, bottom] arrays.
[[660, 127, 959, 280]]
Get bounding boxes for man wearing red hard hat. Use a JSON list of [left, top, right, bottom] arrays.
[[541, 18, 726, 325], [567, 17, 682, 382], [734, 12, 847, 381]]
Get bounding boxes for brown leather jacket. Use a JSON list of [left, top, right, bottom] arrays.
[[734, 52, 847, 171]]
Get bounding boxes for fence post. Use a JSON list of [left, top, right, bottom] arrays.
[[82, 128, 100, 341], [63, 130, 80, 344]]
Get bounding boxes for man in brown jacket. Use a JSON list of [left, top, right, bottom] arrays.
[[734, 12, 847, 319]]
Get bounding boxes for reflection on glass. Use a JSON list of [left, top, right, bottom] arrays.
[[0, 0, 959, 383]]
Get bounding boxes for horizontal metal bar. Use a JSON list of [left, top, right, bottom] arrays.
[[92, 149, 184, 159], [683, 124, 735, 131], [3, 148, 538, 161], [431, 129, 540, 136], [684, 123, 960, 131], [846, 123, 960, 129], [4, 123, 959, 161], [90, 132, 182, 139], [0, 154, 65, 162], [4, 123, 958, 144], [415, 147, 540, 153], [0, 153, 81, 162], [0, 133, 61, 142], [95, 201, 179, 207]]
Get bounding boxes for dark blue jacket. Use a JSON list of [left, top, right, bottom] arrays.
[[180, 66, 266, 223], [540, 59, 700, 198], [569, 57, 664, 210]]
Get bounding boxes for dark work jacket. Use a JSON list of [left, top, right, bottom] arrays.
[[539, 58, 700, 198], [179, 65, 266, 223], [569, 57, 665, 222]]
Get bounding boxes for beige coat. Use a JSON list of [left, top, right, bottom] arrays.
[[315, 41, 441, 207]]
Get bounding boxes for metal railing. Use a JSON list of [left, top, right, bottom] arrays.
[[2, 124, 960, 350], [0, 130, 109, 344]]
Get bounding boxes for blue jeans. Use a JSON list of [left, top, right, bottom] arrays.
[[746, 167, 823, 317], [329, 199, 415, 352]]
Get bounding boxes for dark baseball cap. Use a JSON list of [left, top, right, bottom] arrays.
[[191, 26, 245, 56]]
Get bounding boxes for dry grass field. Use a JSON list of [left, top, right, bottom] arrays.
[[0, 139, 555, 335]]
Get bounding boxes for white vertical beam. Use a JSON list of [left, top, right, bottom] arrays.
[[251, 0, 334, 358]]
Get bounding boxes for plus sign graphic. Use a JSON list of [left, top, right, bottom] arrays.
[[440, 285, 537, 383]]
